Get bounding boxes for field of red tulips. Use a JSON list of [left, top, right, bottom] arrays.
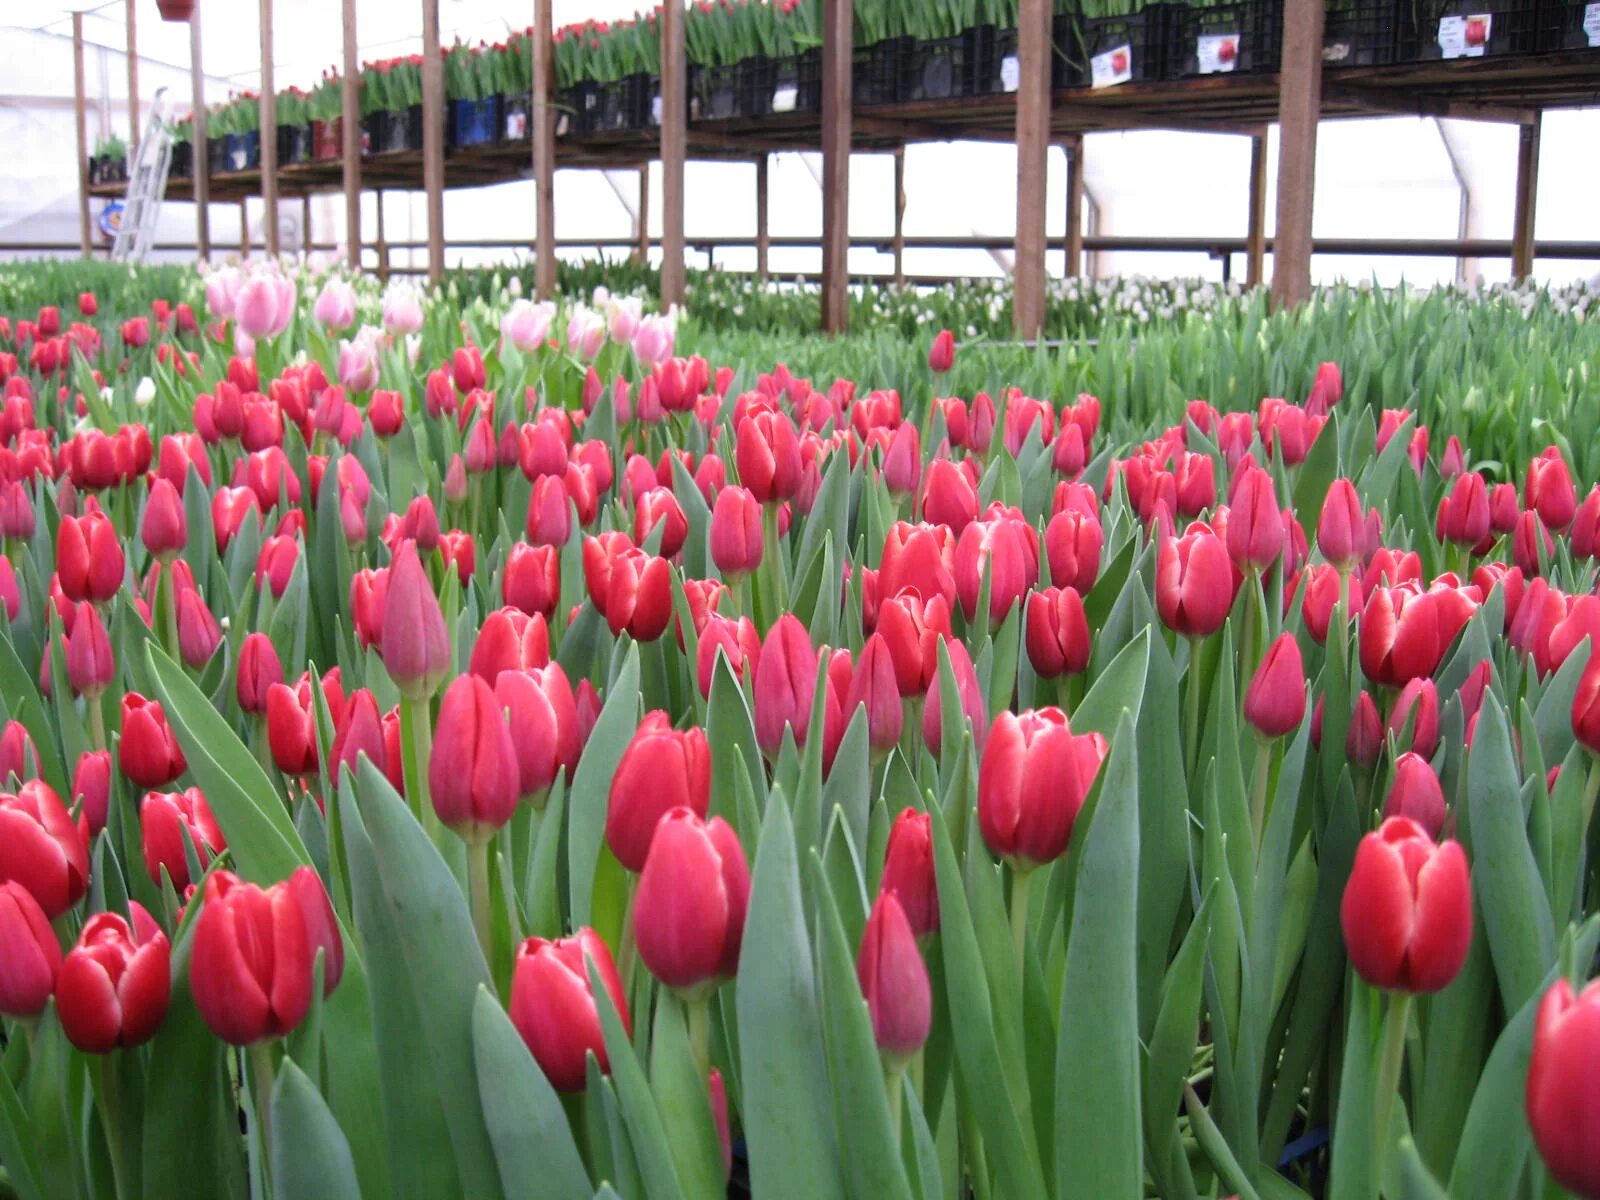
[[2, 262, 1600, 1200]]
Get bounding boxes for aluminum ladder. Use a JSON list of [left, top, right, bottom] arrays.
[[112, 88, 174, 262]]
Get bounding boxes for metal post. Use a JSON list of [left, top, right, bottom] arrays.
[[1013, 0, 1051, 337], [240, 199, 251, 256], [1246, 131, 1268, 287], [532, 0, 556, 299], [820, 0, 853, 333], [303, 194, 312, 252], [126, 0, 140, 152], [635, 165, 651, 264], [342, 0, 362, 266], [421, 0, 445, 284], [755, 154, 769, 281], [892, 146, 907, 285], [1511, 114, 1542, 282], [190, 3, 210, 259], [1063, 134, 1085, 279], [259, 0, 278, 257], [375, 189, 389, 281], [1270, 0, 1325, 308], [73, 13, 91, 258], [660, 0, 687, 307]]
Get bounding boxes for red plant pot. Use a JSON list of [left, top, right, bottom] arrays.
[[156, 0, 196, 22]]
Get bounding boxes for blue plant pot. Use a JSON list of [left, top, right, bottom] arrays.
[[225, 130, 261, 172], [450, 96, 503, 147]]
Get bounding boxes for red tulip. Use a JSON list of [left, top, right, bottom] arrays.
[[72, 749, 112, 840], [1340, 817, 1471, 993], [634, 809, 749, 994], [844, 634, 904, 753], [237, 632, 285, 715], [1025, 586, 1091, 679], [1359, 586, 1474, 689], [330, 689, 387, 779], [1525, 449, 1577, 531], [118, 692, 187, 789], [211, 486, 262, 553], [78, 292, 97, 316], [55, 907, 170, 1052], [875, 587, 951, 696], [65, 600, 114, 698], [265, 681, 321, 776], [881, 423, 921, 498], [754, 615, 819, 759], [1383, 753, 1446, 839], [921, 458, 979, 535], [710, 485, 763, 581], [928, 329, 955, 374], [1156, 528, 1238, 637], [1527, 978, 1600, 1200], [954, 506, 1039, 627], [1243, 632, 1307, 739], [190, 869, 325, 1044], [509, 929, 630, 1092], [879, 522, 958, 611], [382, 542, 452, 701], [880, 808, 938, 936], [634, 487, 687, 559], [0, 780, 89, 917], [1387, 677, 1440, 760], [141, 787, 224, 891], [1514, 511, 1556, 577], [255, 534, 299, 598], [502, 542, 560, 618], [978, 709, 1107, 870], [1345, 691, 1385, 768], [452, 345, 486, 394], [468, 607, 550, 683], [429, 675, 520, 843], [496, 665, 580, 802], [1436, 473, 1490, 548], [1572, 487, 1600, 562], [858, 891, 931, 1062], [0, 881, 61, 1017], [0, 720, 36, 784], [1574, 656, 1600, 756], [57, 511, 124, 603], [176, 585, 221, 669], [1316, 478, 1364, 572], [735, 411, 802, 504], [696, 615, 761, 700], [1226, 465, 1284, 571], [606, 712, 711, 872]]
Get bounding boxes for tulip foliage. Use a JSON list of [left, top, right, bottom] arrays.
[[3, 261, 1600, 1200]]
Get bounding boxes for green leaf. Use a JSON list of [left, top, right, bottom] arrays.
[[471, 988, 592, 1199], [568, 644, 640, 928], [1055, 710, 1142, 1198], [736, 791, 846, 1200], [649, 992, 727, 1200], [588, 967, 688, 1200], [270, 1058, 363, 1200]]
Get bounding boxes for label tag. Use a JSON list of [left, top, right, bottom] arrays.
[[506, 111, 527, 140], [1438, 13, 1491, 57], [1000, 54, 1020, 91], [1584, 2, 1600, 45], [1198, 33, 1241, 73], [772, 84, 798, 113], [651, 95, 663, 125], [1091, 44, 1133, 87]]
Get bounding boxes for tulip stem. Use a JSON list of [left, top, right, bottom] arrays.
[[687, 996, 712, 1081], [1249, 738, 1274, 856], [1185, 635, 1204, 783], [400, 695, 434, 831], [247, 1041, 276, 1169], [159, 566, 181, 663], [87, 696, 107, 755], [884, 1062, 905, 1151], [468, 837, 493, 967], [89, 1054, 132, 1200], [1371, 990, 1413, 1196], [1009, 868, 1033, 973]]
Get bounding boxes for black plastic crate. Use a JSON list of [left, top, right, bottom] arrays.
[[1537, 0, 1600, 48], [691, 64, 741, 120], [1173, 0, 1284, 74], [1400, 0, 1544, 59], [904, 35, 966, 100], [1323, 1, 1403, 65], [854, 36, 918, 104], [169, 142, 193, 179], [276, 123, 311, 165], [1060, 4, 1186, 87], [1053, 13, 1086, 88], [963, 25, 1023, 95], [794, 49, 824, 112]]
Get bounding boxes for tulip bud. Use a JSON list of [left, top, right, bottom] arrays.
[[65, 599, 114, 699], [191, 870, 325, 1044], [710, 485, 763, 581], [0, 881, 61, 1017], [496, 666, 580, 804], [429, 675, 520, 843], [1226, 466, 1285, 571], [735, 411, 802, 504], [237, 632, 285, 715], [381, 542, 452, 701], [469, 607, 551, 684], [634, 809, 750, 996], [1575, 657, 1600, 757], [510, 929, 630, 1092], [1339, 817, 1471, 994], [978, 709, 1107, 871], [1436, 473, 1490, 548], [1383, 753, 1446, 839], [598, 547, 673, 643], [928, 329, 955, 374], [844, 634, 904, 753], [1525, 449, 1577, 531], [57, 511, 124, 603], [73, 749, 112, 840], [1025, 586, 1091, 680], [1527, 978, 1600, 1200], [858, 891, 931, 1063], [0, 779, 89, 917], [1243, 632, 1307, 739], [266, 681, 320, 776], [1387, 677, 1440, 760], [880, 808, 938, 936], [1156, 528, 1238, 638], [754, 615, 819, 759], [287, 864, 344, 996], [0, 719, 36, 784], [141, 787, 225, 891], [118, 692, 187, 789], [882, 423, 921, 498], [330, 689, 388, 779], [56, 908, 171, 1052], [1316, 478, 1364, 571], [176, 585, 222, 669], [954, 507, 1039, 628], [139, 477, 188, 562], [606, 712, 711, 872]]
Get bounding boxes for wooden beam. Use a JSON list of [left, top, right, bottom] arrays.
[[755, 155, 769, 281], [635, 165, 650, 264], [342, 0, 361, 266], [820, 0, 852, 334], [259, 0, 278, 257], [1063, 133, 1084, 279], [1245, 131, 1268, 287], [532, 0, 556, 299], [126, 0, 139, 152], [190, 5, 210, 259], [375, 189, 389, 281], [1511, 113, 1541, 282], [422, 0, 445, 284], [73, 13, 91, 259], [892, 146, 906, 285], [303, 194, 312, 252], [240, 199, 250, 256], [660, 1, 687, 307], [1013, 0, 1051, 338], [1271, 0, 1325, 308]]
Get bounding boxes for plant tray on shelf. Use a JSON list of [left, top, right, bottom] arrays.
[[1323, 1, 1403, 66], [450, 96, 503, 148], [276, 124, 312, 166], [1172, 0, 1285, 74], [1060, 4, 1186, 87], [964, 25, 1022, 96], [1399, 0, 1544, 59]]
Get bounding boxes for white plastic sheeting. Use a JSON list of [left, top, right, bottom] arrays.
[[3, 0, 1597, 286]]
